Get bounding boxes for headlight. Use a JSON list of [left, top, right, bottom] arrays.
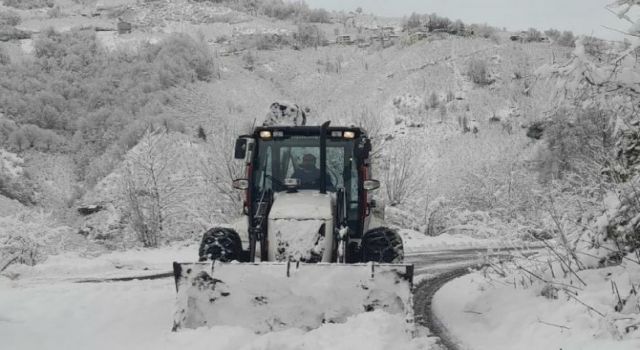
[[259, 131, 272, 139], [343, 131, 356, 139]]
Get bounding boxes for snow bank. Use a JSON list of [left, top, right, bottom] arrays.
[[174, 262, 413, 333], [4, 243, 198, 281], [401, 229, 507, 253], [434, 263, 640, 350]]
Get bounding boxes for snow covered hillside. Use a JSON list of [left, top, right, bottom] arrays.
[[2, 0, 640, 349]]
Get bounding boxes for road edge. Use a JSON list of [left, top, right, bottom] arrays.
[[414, 266, 477, 350]]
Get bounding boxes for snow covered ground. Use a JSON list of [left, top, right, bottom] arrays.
[[1, 237, 457, 350], [434, 263, 640, 350], [0, 232, 528, 350], [4, 243, 197, 283], [0, 276, 436, 350]]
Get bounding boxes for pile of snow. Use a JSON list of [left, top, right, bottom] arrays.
[[401, 229, 505, 253], [268, 191, 332, 261], [270, 219, 326, 261], [174, 262, 414, 333], [3, 243, 197, 282], [434, 260, 640, 350]]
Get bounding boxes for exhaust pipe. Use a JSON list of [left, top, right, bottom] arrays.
[[320, 121, 330, 194]]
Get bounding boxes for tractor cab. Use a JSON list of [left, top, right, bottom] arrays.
[[232, 122, 382, 262]]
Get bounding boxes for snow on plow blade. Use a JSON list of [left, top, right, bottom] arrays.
[[172, 261, 414, 333]]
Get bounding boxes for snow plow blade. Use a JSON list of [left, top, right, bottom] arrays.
[[172, 261, 414, 333]]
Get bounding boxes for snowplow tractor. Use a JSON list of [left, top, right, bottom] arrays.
[[173, 121, 413, 332]]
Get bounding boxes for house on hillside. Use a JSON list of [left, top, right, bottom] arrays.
[[369, 26, 400, 45], [408, 31, 428, 44], [335, 35, 353, 45], [381, 26, 396, 34]]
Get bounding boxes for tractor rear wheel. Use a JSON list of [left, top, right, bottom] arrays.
[[198, 227, 243, 262], [361, 227, 404, 263]]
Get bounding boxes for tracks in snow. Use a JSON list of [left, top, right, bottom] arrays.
[[414, 267, 476, 350]]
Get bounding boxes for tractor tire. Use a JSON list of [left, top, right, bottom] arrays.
[[361, 227, 404, 263], [198, 227, 243, 262]]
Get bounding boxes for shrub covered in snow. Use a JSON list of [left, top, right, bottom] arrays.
[[467, 58, 492, 85], [0, 149, 36, 205], [0, 211, 76, 271], [0, 10, 20, 26]]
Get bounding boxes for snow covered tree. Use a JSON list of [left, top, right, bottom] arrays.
[[405, 12, 422, 31], [525, 28, 542, 42], [123, 131, 193, 247], [447, 20, 465, 35], [545, 28, 561, 41], [0, 45, 9, 65], [197, 125, 207, 141], [556, 30, 576, 47], [467, 58, 490, 85], [382, 140, 421, 206], [428, 91, 439, 108], [531, 0, 640, 260], [193, 121, 249, 221]]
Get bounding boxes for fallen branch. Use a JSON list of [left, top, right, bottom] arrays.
[[463, 310, 483, 315], [577, 239, 640, 266], [516, 263, 582, 291], [534, 236, 587, 287], [537, 318, 571, 330], [0, 254, 19, 273], [566, 293, 605, 317]]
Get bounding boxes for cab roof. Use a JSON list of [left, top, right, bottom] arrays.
[[253, 125, 368, 138]]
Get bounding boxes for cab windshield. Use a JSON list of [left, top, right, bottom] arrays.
[[253, 135, 357, 195], [253, 134, 362, 234]]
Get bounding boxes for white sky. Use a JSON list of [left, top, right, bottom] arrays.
[[304, 0, 633, 40]]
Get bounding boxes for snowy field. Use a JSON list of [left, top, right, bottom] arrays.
[[434, 264, 640, 350]]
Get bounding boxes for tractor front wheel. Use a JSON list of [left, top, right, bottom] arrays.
[[198, 227, 243, 262], [361, 227, 404, 263]]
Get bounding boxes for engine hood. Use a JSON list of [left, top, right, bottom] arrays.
[[269, 191, 332, 221]]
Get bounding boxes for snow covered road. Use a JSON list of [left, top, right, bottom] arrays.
[[0, 276, 436, 350], [0, 240, 534, 350]]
